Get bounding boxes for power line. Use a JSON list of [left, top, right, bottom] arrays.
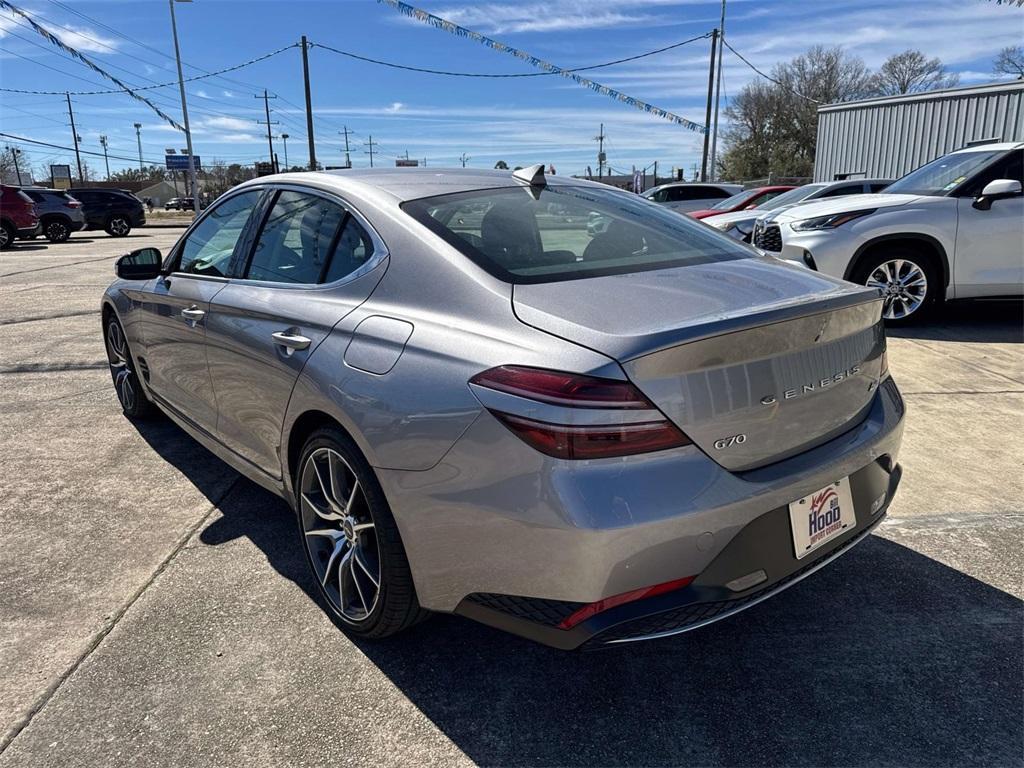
[[0, 43, 299, 95], [720, 37, 821, 104], [310, 32, 711, 78]]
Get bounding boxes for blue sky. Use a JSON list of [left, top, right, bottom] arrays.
[[1, 0, 1022, 179]]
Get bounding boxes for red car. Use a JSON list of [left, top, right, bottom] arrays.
[[688, 185, 796, 220], [0, 184, 39, 249]]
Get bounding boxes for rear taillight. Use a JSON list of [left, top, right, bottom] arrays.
[[469, 365, 692, 460]]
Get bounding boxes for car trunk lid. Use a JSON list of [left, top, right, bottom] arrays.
[[512, 257, 885, 470]]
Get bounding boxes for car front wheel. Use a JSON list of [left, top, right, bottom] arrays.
[[106, 216, 131, 237], [854, 249, 937, 324], [296, 428, 427, 639], [0, 222, 14, 249], [44, 219, 71, 243], [104, 315, 155, 418]]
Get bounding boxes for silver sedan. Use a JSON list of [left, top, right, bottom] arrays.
[[101, 166, 905, 649]]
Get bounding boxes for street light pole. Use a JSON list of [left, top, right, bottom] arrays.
[[6, 147, 23, 185], [169, 0, 200, 210], [99, 135, 110, 179], [133, 123, 143, 172], [281, 133, 289, 170]]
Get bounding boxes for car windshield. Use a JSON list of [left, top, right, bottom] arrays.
[[402, 184, 751, 284], [710, 189, 760, 210], [759, 184, 827, 210], [885, 150, 1004, 196]]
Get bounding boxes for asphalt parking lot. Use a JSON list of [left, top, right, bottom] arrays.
[[0, 229, 1021, 767]]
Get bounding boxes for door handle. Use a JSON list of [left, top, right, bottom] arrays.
[[181, 306, 205, 322], [272, 330, 312, 354]]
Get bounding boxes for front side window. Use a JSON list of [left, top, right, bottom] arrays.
[[175, 190, 260, 276], [403, 184, 750, 284], [956, 150, 1022, 198], [820, 183, 864, 198], [246, 190, 347, 284], [885, 150, 1004, 197]]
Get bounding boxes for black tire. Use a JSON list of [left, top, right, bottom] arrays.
[[852, 247, 940, 325], [296, 427, 428, 639], [104, 314, 156, 419], [0, 221, 15, 250], [105, 215, 131, 237], [44, 218, 72, 243]]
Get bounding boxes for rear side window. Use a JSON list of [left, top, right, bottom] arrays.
[[868, 182, 891, 193], [820, 184, 863, 198], [246, 190, 347, 284], [403, 185, 750, 284]]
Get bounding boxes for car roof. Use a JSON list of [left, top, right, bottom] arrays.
[[819, 178, 892, 187], [647, 181, 742, 190], [950, 141, 1023, 154], [236, 167, 622, 204]]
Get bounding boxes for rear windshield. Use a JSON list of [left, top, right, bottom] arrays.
[[401, 185, 751, 284]]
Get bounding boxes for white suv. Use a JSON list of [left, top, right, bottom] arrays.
[[754, 142, 1023, 322]]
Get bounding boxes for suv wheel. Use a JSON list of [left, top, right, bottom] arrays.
[[854, 248, 938, 324], [0, 222, 14, 250], [296, 428, 428, 639], [106, 216, 131, 237], [44, 219, 71, 243]]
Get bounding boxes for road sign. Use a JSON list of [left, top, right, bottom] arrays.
[[255, 161, 275, 177], [395, 159, 419, 167], [50, 164, 71, 190], [165, 154, 201, 171]]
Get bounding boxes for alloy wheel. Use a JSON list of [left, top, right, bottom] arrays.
[[0, 226, 10, 249], [105, 320, 137, 411], [299, 447, 382, 623], [108, 217, 130, 236], [46, 221, 69, 242], [866, 258, 928, 320]]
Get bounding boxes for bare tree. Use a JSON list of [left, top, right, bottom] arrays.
[[721, 46, 874, 179], [993, 45, 1024, 80], [494, 160, 509, 170], [870, 50, 959, 95]]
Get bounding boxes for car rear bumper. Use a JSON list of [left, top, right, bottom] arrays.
[[377, 375, 905, 646], [457, 461, 900, 650]]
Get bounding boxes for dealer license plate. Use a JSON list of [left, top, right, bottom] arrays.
[[788, 477, 856, 560]]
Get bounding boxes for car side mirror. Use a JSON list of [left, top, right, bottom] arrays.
[[115, 247, 162, 280], [973, 178, 1022, 211]]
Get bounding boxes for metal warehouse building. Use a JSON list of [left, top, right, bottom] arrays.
[[814, 81, 1024, 182]]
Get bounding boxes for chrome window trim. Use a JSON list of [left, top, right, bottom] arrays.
[[231, 182, 390, 292]]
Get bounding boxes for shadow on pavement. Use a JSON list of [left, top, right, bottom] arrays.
[[889, 299, 1023, 343], [132, 416, 1022, 767]]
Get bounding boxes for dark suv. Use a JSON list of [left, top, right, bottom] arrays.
[[21, 188, 86, 243], [71, 188, 146, 237], [0, 184, 39, 249]]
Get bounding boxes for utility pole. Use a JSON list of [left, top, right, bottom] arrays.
[[339, 126, 352, 168], [65, 93, 84, 183], [653, 159, 658, 186], [280, 133, 290, 170], [99, 135, 110, 180], [709, 1, 727, 181], [6, 147, 23, 185], [459, 152, 469, 168], [700, 28, 718, 182], [301, 36, 317, 171], [133, 123, 143, 173], [595, 123, 606, 178], [364, 135, 377, 168], [256, 90, 280, 172], [169, 0, 199, 209]]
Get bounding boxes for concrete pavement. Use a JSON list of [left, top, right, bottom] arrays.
[[0, 230, 1021, 767]]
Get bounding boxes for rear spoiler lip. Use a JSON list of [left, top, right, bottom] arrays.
[[618, 287, 883, 363]]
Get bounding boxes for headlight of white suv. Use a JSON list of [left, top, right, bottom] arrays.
[[791, 209, 876, 231]]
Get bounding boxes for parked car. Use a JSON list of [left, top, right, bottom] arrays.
[[165, 197, 195, 211], [757, 142, 1023, 323], [0, 184, 39, 249], [102, 166, 904, 649], [688, 185, 796, 219], [20, 188, 86, 243], [71, 188, 146, 237], [708, 179, 893, 241], [641, 182, 744, 214]]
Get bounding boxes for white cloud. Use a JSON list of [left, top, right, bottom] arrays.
[[196, 89, 210, 99], [385, 102, 405, 113], [215, 132, 261, 143], [203, 116, 252, 131], [222, 90, 236, 98]]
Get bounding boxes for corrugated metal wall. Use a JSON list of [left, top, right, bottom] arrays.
[[814, 82, 1024, 181]]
